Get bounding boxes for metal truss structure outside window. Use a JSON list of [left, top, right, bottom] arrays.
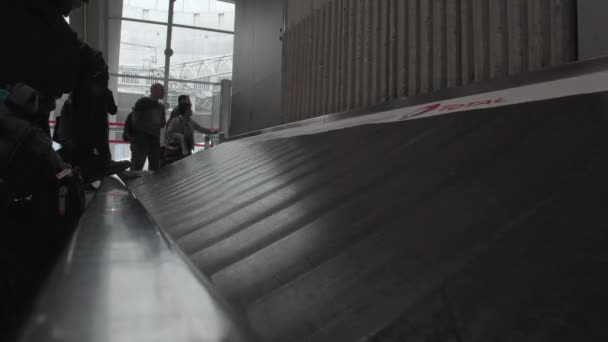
[[110, 0, 234, 104]]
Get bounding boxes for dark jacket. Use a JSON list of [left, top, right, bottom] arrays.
[[0, 1, 82, 100], [131, 97, 166, 138], [0, 104, 65, 198], [166, 114, 213, 153]]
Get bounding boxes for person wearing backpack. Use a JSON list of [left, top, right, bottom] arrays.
[[163, 95, 217, 165], [125, 83, 167, 171]]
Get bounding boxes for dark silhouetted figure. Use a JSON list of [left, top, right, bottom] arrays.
[[124, 83, 167, 171]]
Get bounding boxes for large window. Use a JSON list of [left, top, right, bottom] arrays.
[[107, 0, 234, 160], [173, 0, 235, 31]]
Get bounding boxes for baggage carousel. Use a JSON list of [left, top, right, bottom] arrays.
[[13, 57, 608, 342]]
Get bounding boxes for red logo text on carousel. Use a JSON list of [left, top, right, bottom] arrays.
[[406, 97, 507, 118]]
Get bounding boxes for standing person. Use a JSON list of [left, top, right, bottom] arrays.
[[127, 83, 167, 171], [94, 88, 119, 162], [163, 95, 217, 165], [54, 47, 131, 182], [0, 2, 90, 339], [0, 0, 88, 136]]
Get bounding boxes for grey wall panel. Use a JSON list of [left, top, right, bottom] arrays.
[[370, 0, 380, 105], [473, 0, 490, 82], [528, 0, 551, 71], [507, 0, 527, 76], [334, 0, 344, 113], [460, 0, 474, 85], [578, 0, 608, 60], [563, 0, 577, 62], [362, 0, 373, 107], [432, 0, 446, 91], [294, 23, 304, 121], [489, 0, 508, 79], [232, 0, 283, 135], [419, 0, 433, 94], [328, 1, 339, 113], [446, 0, 461, 88], [346, 0, 357, 110], [388, 0, 398, 100], [280, 30, 289, 124], [551, 0, 577, 65], [355, 0, 365, 108], [311, 9, 321, 115], [397, 0, 409, 98], [321, 4, 331, 114], [302, 16, 311, 119], [279, 0, 578, 124], [379, 0, 390, 101], [408, 0, 420, 96], [339, 0, 349, 111], [290, 26, 298, 123]]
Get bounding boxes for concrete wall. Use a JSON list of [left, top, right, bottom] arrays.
[[577, 0, 608, 60], [282, 0, 578, 123], [231, 0, 284, 135]]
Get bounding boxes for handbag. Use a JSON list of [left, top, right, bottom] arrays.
[[162, 116, 187, 164]]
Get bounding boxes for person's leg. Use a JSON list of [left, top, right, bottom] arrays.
[[72, 100, 97, 173], [147, 137, 161, 171], [98, 142, 112, 162], [96, 124, 112, 162], [130, 137, 148, 171]]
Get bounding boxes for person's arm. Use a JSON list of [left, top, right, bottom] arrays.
[[122, 113, 133, 142], [106, 89, 118, 115], [160, 104, 167, 128], [190, 118, 216, 135]]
